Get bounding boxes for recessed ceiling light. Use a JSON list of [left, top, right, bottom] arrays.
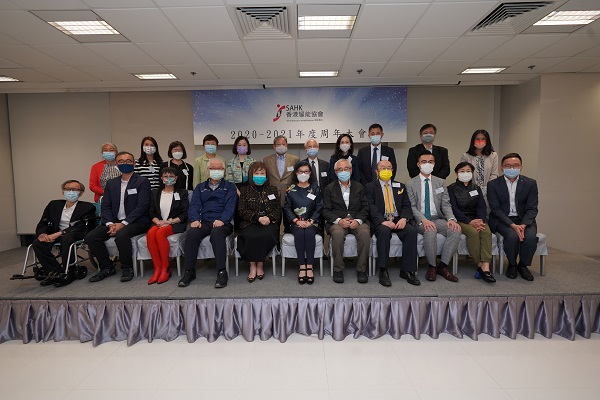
[[461, 67, 506, 74], [534, 10, 600, 26], [298, 16, 356, 30], [48, 20, 120, 35], [299, 71, 339, 77], [134, 74, 178, 80], [0, 76, 20, 82]]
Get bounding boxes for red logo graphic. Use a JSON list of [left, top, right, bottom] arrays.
[[273, 104, 286, 122]]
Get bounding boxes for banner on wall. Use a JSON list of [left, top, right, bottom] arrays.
[[192, 87, 407, 145]]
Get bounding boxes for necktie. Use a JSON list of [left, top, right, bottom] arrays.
[[424, 178, 431, 220], [311, 160, 317, 185], [384, 183, 394, 216], [371, 147, 378, 180]]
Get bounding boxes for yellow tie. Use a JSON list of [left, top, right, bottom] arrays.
[[384, 183, 395, 215]]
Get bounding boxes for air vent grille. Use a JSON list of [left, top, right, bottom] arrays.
[[235, 7, 291, 39], [470, 1, 556, 35]]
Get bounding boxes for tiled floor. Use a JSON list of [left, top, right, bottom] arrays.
[[1, 333, 599, 400]]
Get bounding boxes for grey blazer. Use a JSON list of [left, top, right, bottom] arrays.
[[405, 174, 455, 223]]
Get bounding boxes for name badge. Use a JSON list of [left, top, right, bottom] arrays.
[[127, 188, 137, 195], [435, 187, 444, 194], [267, 194, 276, 200], [321, 171, 327, 177], [174, 193, 181, 201], [347, 156, 353, 162], [392, 182, 401, 188], [307, 193, 316, 200], [381, 156, 389, 161], [182, 170, 189, 176], [149, 166, 155, 173], [469, 190, 478, 197], [287, 166, 294, 172]]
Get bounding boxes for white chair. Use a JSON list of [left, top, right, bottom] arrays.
[[451, 233, 499, 275], [183, 233, 234, 274], [369, 234, 404, 276], [234, 236, 278, 277], [13, 240, 91, 280], [496, 232, 548, 275], [103, 234, 144, 277], [280, 233, 324, 277], [136, 233, 186, 277], [328, 233, 360, 276]]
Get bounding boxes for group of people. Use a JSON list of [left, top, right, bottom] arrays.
[[30, 123, 539, 289]]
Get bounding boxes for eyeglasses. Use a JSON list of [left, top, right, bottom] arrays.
[[335, 167, 351, 172], [502, 164, 521, 169], [117, 159, 134, 165]]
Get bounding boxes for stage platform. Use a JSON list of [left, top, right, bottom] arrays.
[[1, 247, 599, 345]]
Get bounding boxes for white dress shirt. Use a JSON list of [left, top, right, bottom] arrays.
[[419, 174, 438, 218], [504, 176, 518, 217]]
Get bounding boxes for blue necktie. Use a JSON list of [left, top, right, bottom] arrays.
[[371, 147, 378, 180], [424, 178, 431, 220]]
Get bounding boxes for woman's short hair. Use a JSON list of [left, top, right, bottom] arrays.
[[248, 161, 268, 186], [454, 161, 475, 173], [161, 167, 177, 176], [291, 160, 316, 185], [466, 129, 494, 157], [101, 142, 118, 152], [203, 134, 219, 145], [167, 141, 187, 159], [232, 136, 252, 155], [61, 179, 85, 193]]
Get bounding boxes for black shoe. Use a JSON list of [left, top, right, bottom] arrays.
[[505, 264, 518, 279], [40, 271, 61, 287], [378, 268, 391, 287], [54, 271, 77, 287], [120, 267, 134, 282], [517, 265, 534, 281], [33, 266, 47, 281], [357, 271, 368, 284], [89, 267, 116, 282], [215, 269, 228, 288], [178, 270, 196, 287], [476, 267, 496, 283], [333, 270, 344, 283], [399, 270, 421, 286]]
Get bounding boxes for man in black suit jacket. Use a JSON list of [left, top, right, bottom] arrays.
[[87, 151, 152, 283], [487, 153, 538, 281], [366, 160, 419, 287], [303, 138, 330, 189], [32, 180, 96, 287], [406, 123, 450, 179], [357, 123, 397, 185], [322, 158, 370, 284]]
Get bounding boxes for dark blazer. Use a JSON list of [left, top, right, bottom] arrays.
[[238, 185, 282, 229], [36, 200, 97, 236], [365, 180, 413, 227], [406, 143, 450, 179], [357, 145, 397, 185], [487, 175, 538, 232], [322, 180, 370, 230], [149, 188, 189, 233], [101, 173, 151, 226], [302, 157, 330, 189], [328, 154, 361, 183], [283, 183, 323, 234]]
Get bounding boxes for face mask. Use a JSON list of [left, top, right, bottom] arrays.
[[297, 173, 310, 183], [474, 139, 486, 149], [143, 146, 156, 155], [172, 151, 184, 160], [209, 169, 224, 180], [504, 168, 520, 179], [275, 145, 287, 155], [306, 148, 318, 158], [337, 171, 351, 182], [163, 177, 176, 186], [102, 151, 116, 161], [237, 145, 248, 155], [458, 172, 473, 183], [419, 163, 434, 175], [205, 144, 217, 154], [378, 170, 393, 181], [339, 143, 351, 153], [63, 191, 79, 202], [370, 135, 381, 145], [421, 133, 435, 144], [118, 163, 134, 173], [253, 175, 267, 185]]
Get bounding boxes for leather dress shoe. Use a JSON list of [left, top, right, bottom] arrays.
[[378, 268, 391, 287], [476, 267, 496, 283], [425, 266, 437, 281], [333, 270, 344, 283], [120, 267, 134, 282], [399, 270, 421, 286], [357, 271, 368, 284], [89, 267, 116, 282], [505, 264, 518, 279], [178, 269, 196, 287], [437, 267, 459, 282], [214, 269, 228, 288], [517, 265, 534, 281], [54, 271, 77, 287], [33, 266, 47, 281], [39, 271, 61, 286]]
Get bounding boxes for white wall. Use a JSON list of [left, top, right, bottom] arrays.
[[0, 94, 19, 250]]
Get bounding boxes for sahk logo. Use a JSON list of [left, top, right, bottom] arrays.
[[273, 104, 286, 122]]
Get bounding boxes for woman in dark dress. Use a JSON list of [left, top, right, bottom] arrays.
[[237, 161, 281, 282], [328, 133, 361, 182], [283, 161, 323, 284], [161, 141, 194, 191]]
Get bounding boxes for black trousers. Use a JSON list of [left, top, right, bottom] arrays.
[[495, 217, 537, 267], [86, 222, 149, 270], [183, 222, 233, 271], [32, 232, 83, 273], [291, 225, 317, 265], [373, 222, 418, 272]]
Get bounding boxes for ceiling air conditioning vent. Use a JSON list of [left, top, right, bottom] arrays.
[[470, 1, 557, 35], [235, 7, 291, 39]]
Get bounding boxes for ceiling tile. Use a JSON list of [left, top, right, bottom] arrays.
[[0, 1, 20, 10], [0, 32, 21, 45], [408, 2, 497, 38], [244, 40, 296, 64], [119, 65, 168, 74], [154, 0, 223, 5], [0, 45, 66, 67], [0, 10, 76, 44], [13, 0, 89, 9], [533, 34, 600, 58], [505, 57, 568, 73], [345, 39, 402, 63], [298, 62, 341, 71], [298, 39, 349, 64], [339, 62, 385, 77], [470, 58, 521, 67], [83, 43, 158, 65], [83, 0, 157, 7], [543, 57, 600, 73], [390, 37, 457, 62], [137, 43, 204, 65], [380, 61, 430, 77], [438, 36, 511, 60], [77, 66, 138, 81], [253, 64, 297, 79], [209, 64, 257, 79], [164, 64, 217, 80], [162, 6, 239, 42], [190, 41, 249, 64], [0, 56, 21, 68], [579, 45, 600, 57], [32, 44, 113, 67], [419, 60, 472, 76], [484, 34, 567, 59], [351, 3, 428, 39], [0, 68, 60, 82], [35, 67, 99, 82], [581, 64, 600, 72], [95, 8, 184, 43]]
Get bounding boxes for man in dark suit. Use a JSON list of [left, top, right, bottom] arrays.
[[87, 151, 151, 283], [303, 138, 330, 189], [406, 123, 450, 179], [357, 123, 397, 185], [487, 153, 538, 281], [32, 180, 96, 287], [322, 158, 370, 284], [366, 160, 419, 287]]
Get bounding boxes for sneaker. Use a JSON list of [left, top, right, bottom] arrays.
[[214, 269, 228, 288], [333, 270, 344, 284], [357, 271, 368, 284], [89, 267, 116, 282], [178, 269, 196, 287]]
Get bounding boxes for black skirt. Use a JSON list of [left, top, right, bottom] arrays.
[[237, 222, 279, 262]]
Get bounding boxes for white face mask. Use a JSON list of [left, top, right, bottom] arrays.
[[172, 151, 184, 160], [458, 172, 472, 183], [419, 163, 434, 175], [339, 143, 351, 152], [275, 145, 287, 155], [296, 173, 310, 183], [143, 146, 156, 155]]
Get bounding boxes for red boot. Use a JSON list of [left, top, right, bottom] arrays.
[[157, 266, 172, 284], [148, 265, 161, 285]]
